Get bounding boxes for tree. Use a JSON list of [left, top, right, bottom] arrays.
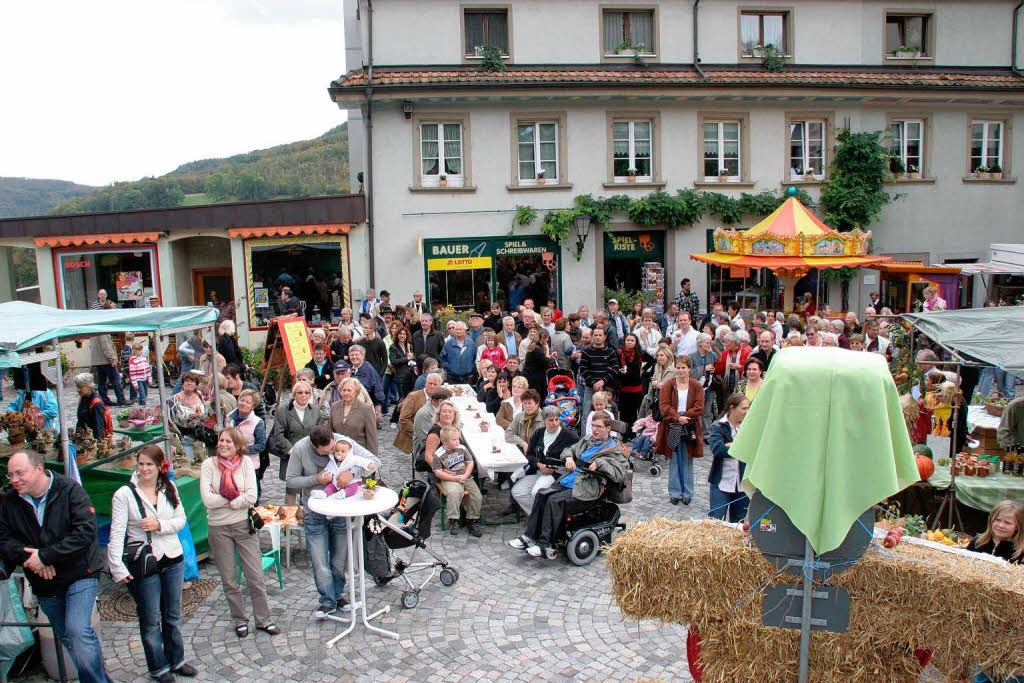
[[235, 172, 270, 200], [203, 172, 233, 201], [820, 129, 897, 230]]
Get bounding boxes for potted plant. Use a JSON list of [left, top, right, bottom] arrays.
[[895, 45, 920, 59], [751, 44, 765, 57], [626, 167, 638, 183], [805, 167, 817, 182], [361, 477, 378, 499], [536, 169, 546, 185], [439, 174, 448, 188], [989, 162, 1003, 180], [718, 167, 730, 182], [906, 164, 919, 179], [70, 425, 98, 465], [614, 40, 632, 55], [1, 411, 41, 446], [976, 165, 990, 179], [474, 45, 486, 57], [117, 409, 131, 429], [889, 156, 906, 179]]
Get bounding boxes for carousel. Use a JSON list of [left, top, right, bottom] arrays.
[[691, 189, 891, 311]]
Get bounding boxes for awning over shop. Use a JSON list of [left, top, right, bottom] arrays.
[[933, 262, 1024, 275], [0, 301, 219, 352], [875, 262, 961, 275], [691, 252, 889, 271], [227, 224, 354, 239], [34, 232, 162, 248], [901, 306, 1024, 375]]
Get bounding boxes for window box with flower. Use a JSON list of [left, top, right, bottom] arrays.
[[906, 164, 919, 180], [989, 163, 1003, 180], [975, 165, 990, 179]]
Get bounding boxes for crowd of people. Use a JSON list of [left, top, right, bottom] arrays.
[[1, 275, 1022, 682]]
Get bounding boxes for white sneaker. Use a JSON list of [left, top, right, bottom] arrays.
[[542, 547, 558, 560], [507, 536, 528, 550], [526, 544, 543, 557], [313, 607, 334, 620], [338, 599, 352, 613]]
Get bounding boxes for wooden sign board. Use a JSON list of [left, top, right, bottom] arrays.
[[263, 316, 312, 375]]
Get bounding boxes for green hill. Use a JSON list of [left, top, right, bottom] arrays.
[[50, 122, 351, 215], [0, 177, 98, 219]]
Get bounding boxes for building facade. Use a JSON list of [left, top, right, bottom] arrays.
[[333, 0, 1024, 314]]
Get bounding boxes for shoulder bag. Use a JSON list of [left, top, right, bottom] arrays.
[[122, 484, 159, 579]]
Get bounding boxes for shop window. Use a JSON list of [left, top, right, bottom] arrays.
[[244, 236, 350, 328], [789, 120, 825, 179], [56, 247, 157, 310], [464, 9, 509, 58]]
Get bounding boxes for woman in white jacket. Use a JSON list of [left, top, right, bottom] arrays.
[[107, 445, 197, 683]]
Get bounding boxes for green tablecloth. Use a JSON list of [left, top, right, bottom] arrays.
[[0, 457, 207, 555], [113, 423, 166, 442], [929, 467, 1024, 512]]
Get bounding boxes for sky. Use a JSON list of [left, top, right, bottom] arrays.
[[0, 0, 348, 186]]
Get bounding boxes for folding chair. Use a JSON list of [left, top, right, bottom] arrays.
[[238, 523, 283, 589]]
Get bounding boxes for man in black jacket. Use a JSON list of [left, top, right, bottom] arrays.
[[579, 327, 619, 416], [359, 320, 389, 378], [510, 406, 579, 514], [412, 313, 444, 364], [0, 452, 111, 683]]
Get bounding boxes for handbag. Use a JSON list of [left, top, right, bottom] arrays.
[[122, 484, 159, 579], [247, 507, 265, 535]]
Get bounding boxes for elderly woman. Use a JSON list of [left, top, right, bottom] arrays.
[[639, 346, 675, 419], [689, 332, 719, 433], [328, 377, 379, 454], [708, 394, 751, 522], [226, 389, 268, 501], [340, 308, 363, 341], [272, 380, 321, 505], [497, 375, 529, 429], [821, 332, 839, 347], [715, 331, 749, 402], [294, 368, 326, 416], [201, 428, 279, 639], [169, 371, 208, 458], [75, 372, 110, 441], [735, 357, 765, 402], [922, 285, 947, 312], [655, 356, 705, 506], [216, 320, 243, 370], [844, 311, 862, 336], [830, 319, 850, 349]]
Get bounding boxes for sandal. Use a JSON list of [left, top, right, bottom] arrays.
[[257, 623, 281, 635], [235, 623, 249, 638]]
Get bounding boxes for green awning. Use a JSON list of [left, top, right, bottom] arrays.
[[0, 301, 219, 353], [902, 306, 1024, 376]]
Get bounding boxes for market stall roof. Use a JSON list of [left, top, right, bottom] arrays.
[[690, 252, 889, 270], [728, 347, 918, 554], [0, 301, 220, 353], [901, 306, 1024, 375], [934, 262, 1024, 275], [875, 262, 962, 275]]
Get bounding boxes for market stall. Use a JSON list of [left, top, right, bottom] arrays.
[[0, 301, 220, 554], [871, 262, 962, 313], [690, 191, 891, 311]]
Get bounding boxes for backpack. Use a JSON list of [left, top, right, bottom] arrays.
[[89, 397, 114, 437]]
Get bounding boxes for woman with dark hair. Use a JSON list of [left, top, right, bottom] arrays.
[[616, 332, 652, 426], [523, 328, 551, 396], [201, 428, 279, 639], [655, 356, 705, 506], [387, 325, 417, 416], [107, 445, 197, 682], [735, 357, 765, 402], [708, 394, 750, 523]]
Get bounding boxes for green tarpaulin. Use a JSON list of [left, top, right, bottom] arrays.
[[902, 306, 1024, 376], [0, 301, 219, 353], [729, 347, 919, 554]]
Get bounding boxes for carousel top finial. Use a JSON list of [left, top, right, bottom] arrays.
[[786, 186, 798, 197]]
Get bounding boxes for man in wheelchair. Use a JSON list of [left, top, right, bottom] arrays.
[[508, 414, 629, 561]]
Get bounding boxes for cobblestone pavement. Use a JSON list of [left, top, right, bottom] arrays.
[[36, 385, 706, 682]]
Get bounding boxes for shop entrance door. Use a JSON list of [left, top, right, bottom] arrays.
[[193, 268, 233, 307], [604, 230, 665, 296]]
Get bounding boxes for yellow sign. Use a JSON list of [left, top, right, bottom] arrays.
[[280, 318, 313, 372], [427, 256, 492, 272]]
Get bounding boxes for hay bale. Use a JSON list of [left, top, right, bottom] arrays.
[[607, 518, 1024, 681]]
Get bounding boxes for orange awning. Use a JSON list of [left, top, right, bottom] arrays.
[[34, 232, 161, 248], [691, 252, 892, 271], [228, 224, 354, 239], [873, 262, 961, 275]]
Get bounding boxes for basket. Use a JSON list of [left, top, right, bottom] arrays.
[[984, 403, 1005, 417]]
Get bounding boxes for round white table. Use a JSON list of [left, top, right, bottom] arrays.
[[308, 487, 400, 645]]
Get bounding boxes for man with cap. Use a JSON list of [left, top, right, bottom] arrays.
[[322, 360, 371, 415], [467, 311, 485, 344]]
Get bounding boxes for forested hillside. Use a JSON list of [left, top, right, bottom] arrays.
[[0, 177, 98, 218]]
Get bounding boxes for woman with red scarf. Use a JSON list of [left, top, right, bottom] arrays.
[[200, 428, 280, 639], [616, 332, 653, 426]]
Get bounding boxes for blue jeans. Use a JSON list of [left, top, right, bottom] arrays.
[[978, 367, 1016, 399], [974, 671, 1024, 683], [136, 380, 149, 405], [709, 486, 749, 523], [630, 434, 653, 456], [127, 560, 185, 678], [304, 511, 348, 610], [37, 578, 111, 683], [95, 364, 125, 405], [381, 374, 401, 415], [668, 440, 694, 499]]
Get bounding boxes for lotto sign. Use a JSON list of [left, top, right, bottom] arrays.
[[427, 256, 492, 271]]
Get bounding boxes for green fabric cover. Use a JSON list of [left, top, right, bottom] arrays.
[[730, 347, 919, 554], [902, 306, 1024, 376], [0, 301, 219, 352]]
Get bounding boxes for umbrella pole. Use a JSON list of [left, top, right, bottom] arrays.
[[815, 268, 821, 310], [210, 324, 222, 428], [53, 337, 70, 468], [156, 333, 171, 454], [718, 266, 723, 305]]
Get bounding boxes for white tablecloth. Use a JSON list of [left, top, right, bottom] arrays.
[[967, 403, 1002, 433], [308, 487, 399, 519], [449, 391, 527, 480]]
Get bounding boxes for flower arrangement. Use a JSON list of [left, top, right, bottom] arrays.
[[32, 427, 58, 454], [70, 425, 98, 464], [1, 410, 44, 444], [361, 476, 378, 499], [117, 409, 132, 428]]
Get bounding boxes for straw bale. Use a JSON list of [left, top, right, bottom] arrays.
[[607, 518, 1024, 681]]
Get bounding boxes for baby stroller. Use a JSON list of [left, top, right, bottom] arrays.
[[366, 479, 459, 609], [545, 372, 581, 428]]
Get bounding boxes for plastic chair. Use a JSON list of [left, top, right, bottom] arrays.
[[238, 524, 283, 589]]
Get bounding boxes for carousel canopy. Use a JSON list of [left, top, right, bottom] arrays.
[[690, 195, 891, 275], [0, 301, 220, 353]]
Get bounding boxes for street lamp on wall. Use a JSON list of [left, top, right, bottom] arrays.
[[573, 213, 592, 261]]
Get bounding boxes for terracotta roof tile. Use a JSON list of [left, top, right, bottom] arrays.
[[329, 66, 1024, 92]]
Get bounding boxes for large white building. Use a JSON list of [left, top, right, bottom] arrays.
[[334, 0, 1024, 314]]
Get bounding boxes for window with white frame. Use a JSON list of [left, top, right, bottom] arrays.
[[889, 119, 923, 176], [970, 121, 1003, 173], [703, 121, 741, 180], [517, 122, 558, 183], [602, 10, 655, 55], [789, 120, 825, 179], [420, 122, 464, 187], [612, 120, 652, 180]]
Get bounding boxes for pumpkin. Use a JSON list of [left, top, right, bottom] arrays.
[[916, 454, 935, 481], [913, 443, 933, 459]]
